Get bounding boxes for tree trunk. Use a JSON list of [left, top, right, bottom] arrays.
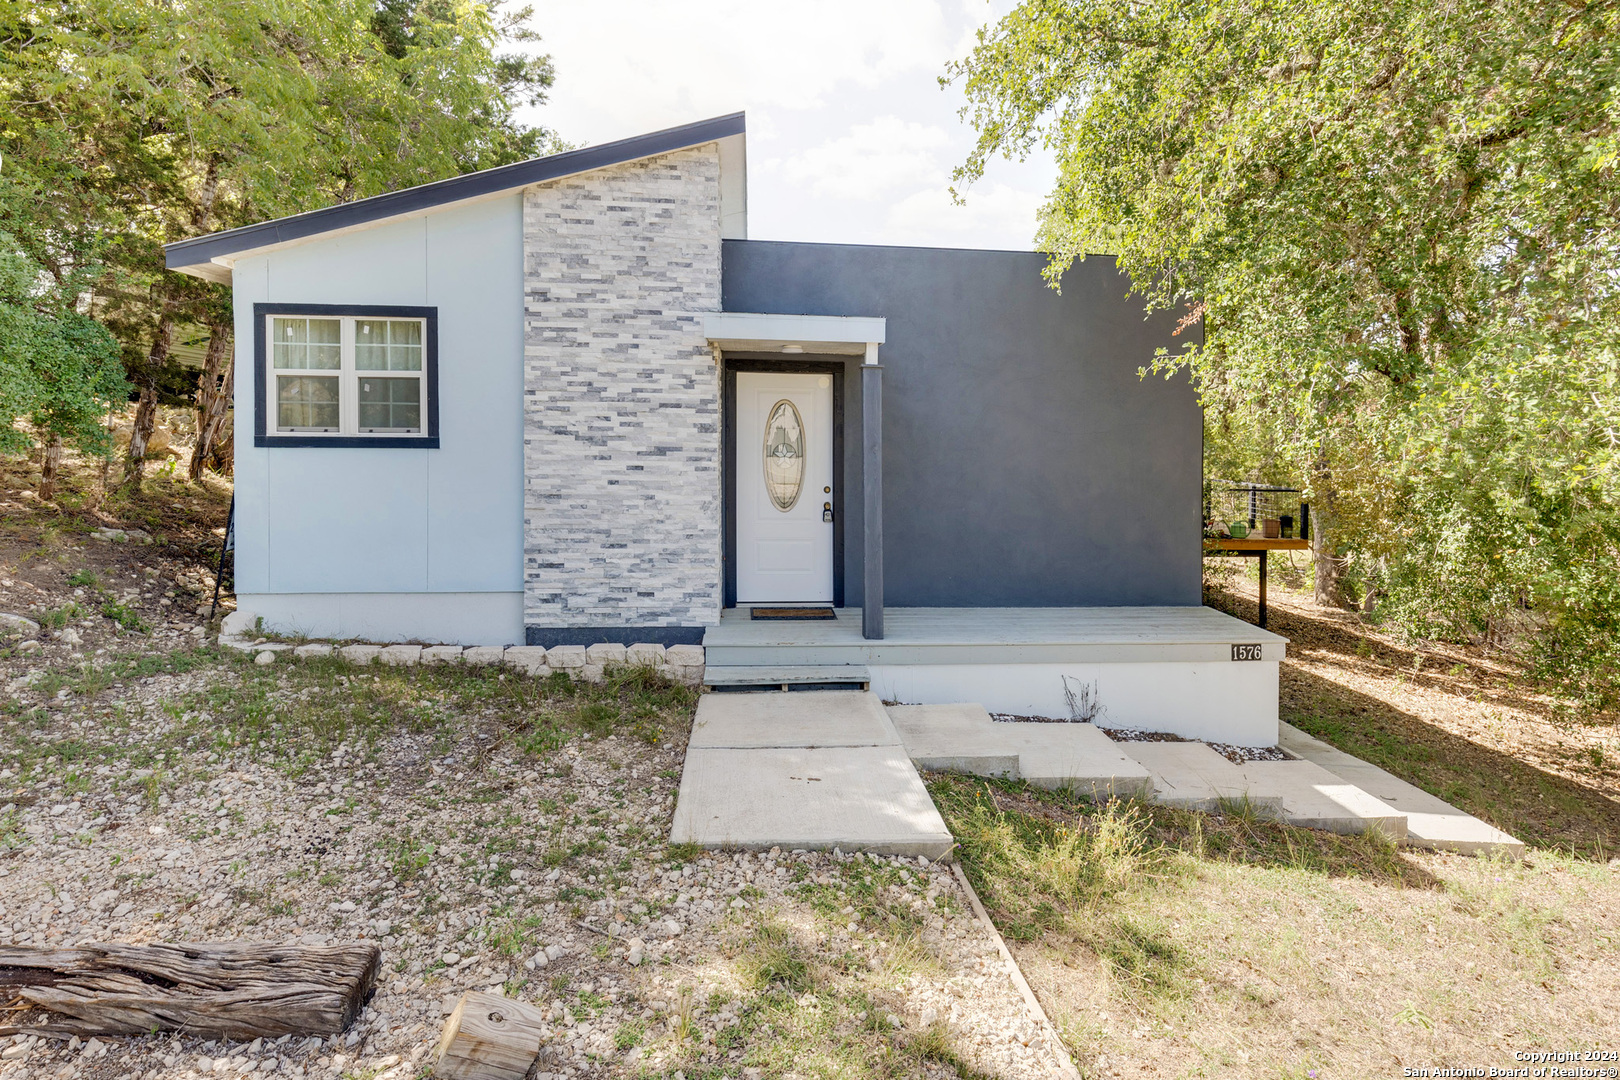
[[38, 435, 63, 501], [1310, 453, 1350, 608], [189, 321, 234, 480], [123, 313, 173, 492]]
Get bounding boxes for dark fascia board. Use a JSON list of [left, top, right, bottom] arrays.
[[166, 111, 745, 274]]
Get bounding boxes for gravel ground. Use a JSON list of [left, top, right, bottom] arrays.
[[0, 650, 1068, 1080]]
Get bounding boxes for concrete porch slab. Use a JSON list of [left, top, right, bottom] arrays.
[[670, 745, 954, 858], [690, 690, 900, 749], [1279, 723, 1524, 856], [1235, 760, 1408, 838], [1125, 742, 1284, 817]]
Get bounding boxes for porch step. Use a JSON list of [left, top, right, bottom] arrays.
[[1233, 759, 1408, 838], [703, 664, 871, 689]]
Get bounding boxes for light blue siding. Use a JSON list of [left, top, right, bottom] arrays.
[[266, 216, 428, 304], [267, 450, 429, 591], [231, 195, 524, 599], [426, 198, 524, 591], [231, 255, 271, 595]]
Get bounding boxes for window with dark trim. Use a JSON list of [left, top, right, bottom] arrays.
[[253, 303, 439, 448]]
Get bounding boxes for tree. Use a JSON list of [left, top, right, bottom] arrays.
[[949, 0, 1620, 703], [0, 234, 127, 499], [0, 0, 559, 488]]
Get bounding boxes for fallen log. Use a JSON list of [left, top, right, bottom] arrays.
[[433, 991, 547, 1080], [0, 942, 380, 1040]]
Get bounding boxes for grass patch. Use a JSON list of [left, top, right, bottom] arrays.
[[162, 651, 698, 762], [99, 598, 150, 633], [736, 922, 814, 994], [0, 808, 28, 851]]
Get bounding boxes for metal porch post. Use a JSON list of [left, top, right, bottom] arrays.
[[1258, 550, 1268, 629], [862, 345, 883, 640]]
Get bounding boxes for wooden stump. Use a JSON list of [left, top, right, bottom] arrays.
[[434, 991, 548, 1080], [0, 942, 380, 1039]]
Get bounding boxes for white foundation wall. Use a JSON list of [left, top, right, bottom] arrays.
[[235, 593, 522, 646], [869, 660, 1281, 747]]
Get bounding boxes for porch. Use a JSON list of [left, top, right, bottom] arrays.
[[703, 605, 1289, 747]]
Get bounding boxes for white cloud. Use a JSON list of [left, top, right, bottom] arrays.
[[517, 0, 1057, 251], [882, 181, 1046, 248], [531, 0, 957, 136], [764, 117, 951, 201]]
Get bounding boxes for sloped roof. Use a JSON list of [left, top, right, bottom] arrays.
[[165, 112, 746, 283]]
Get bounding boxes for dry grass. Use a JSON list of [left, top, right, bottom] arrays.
[[0, 449, 235, 640], [932, 568, 1620, 1080], [931, 776, 1620, 1080], [1211, 563, 1620, 858]]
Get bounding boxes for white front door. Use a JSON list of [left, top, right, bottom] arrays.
[[736, 371, 834, 603]]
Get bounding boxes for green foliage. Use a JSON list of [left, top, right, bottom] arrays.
[[38, 602, 87, 630], [951, 0, 1620, 703], [0, 234, 127, 457], [98, 598, 149, 633], [0, 0, 562, 476], [0, 807, 27, 851]]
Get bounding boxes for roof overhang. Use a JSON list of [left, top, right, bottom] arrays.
[[165, 112, 747, 285], [704, 313, 886, 356]]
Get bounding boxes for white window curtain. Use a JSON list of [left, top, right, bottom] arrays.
[[270, 315, 426, 436]]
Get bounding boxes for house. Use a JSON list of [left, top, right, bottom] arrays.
[[166, 112, 1286, 746]]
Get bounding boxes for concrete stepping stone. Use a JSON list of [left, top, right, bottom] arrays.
[[691, 690, 899, 749], [1124, 742, 1284, 817], [996, 723, 1152, 797], [887, 703, 1151, 798], [1279, 724, 1523, 856], [1234, 760, 1407, 838], [670, 745, 954, 858], [886, 703, 1020, 776]]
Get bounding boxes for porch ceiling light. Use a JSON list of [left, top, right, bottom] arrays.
[[781, 345, 804, 353]]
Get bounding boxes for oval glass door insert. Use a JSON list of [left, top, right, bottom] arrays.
[[762, 399, 806, 511]]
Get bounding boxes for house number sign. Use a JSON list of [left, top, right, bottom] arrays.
[[1231, 644, 1263, 661]]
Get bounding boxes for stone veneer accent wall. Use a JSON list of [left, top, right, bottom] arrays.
[[521, 145, 722, 639]]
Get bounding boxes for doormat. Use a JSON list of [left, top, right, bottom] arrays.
[[749, 607, 837, 621]]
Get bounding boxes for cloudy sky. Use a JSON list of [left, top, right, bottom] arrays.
[[514, 0, 1056, 251]]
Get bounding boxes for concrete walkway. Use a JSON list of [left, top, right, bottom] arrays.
[[1277, 723, 1523, 855], [669, 691, 954, 858], [887, 703, 1151, 797], [669, 693, 1523, 859], [882, 706, 1523, 855]]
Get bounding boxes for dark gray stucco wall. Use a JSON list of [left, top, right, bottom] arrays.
[[722, 239, 1203, 608]]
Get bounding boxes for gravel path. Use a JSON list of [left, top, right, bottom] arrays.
[[0, 656, 1068, 1079]]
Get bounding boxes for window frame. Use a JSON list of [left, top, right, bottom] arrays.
[[253, 303, 439, 448]]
